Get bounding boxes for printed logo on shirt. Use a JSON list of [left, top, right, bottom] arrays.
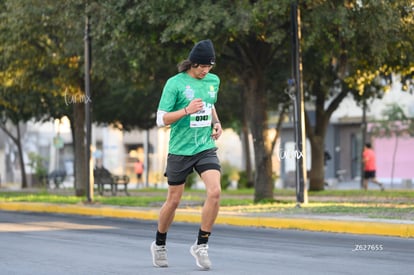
[[208, 85, 216, 98], [184, 85, 195, 100]]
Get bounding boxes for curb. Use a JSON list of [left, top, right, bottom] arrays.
[[1, 202, 413, 238]]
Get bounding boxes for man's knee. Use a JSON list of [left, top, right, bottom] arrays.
[[207, 186, 221, 200], [166, 188, 184, 208], [165, 197, 181, 209]]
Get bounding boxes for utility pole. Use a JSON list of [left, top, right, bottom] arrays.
[[84, 15, 93, 202], [360, 99, 367, 189], [291, 1, 308, 205], [144, 129, 150, 188]]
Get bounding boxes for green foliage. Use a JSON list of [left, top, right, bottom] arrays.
[[27, 152, 48, 186], [219, 167, 254, 190], [220, 161, 241, 190], [0, 193, 83, 204], [237, 171, 253, 189], [220, 173, 231, 190], [0, 0, 82, 120], [302, 0, 414, 101], [1, 0, 413, 198], [1, 0, 413, 129], [299, 1, 414, 191], [95, 195, 167, 207]]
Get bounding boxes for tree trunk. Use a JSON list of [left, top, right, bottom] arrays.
[[0, 122, 28, 188], [241, 125, 254, 187], [308, 136, 325, 191], [245, 79, 274, 202], [241, 88, 254, 188], [305, 83, 347, 191], [252, 129, 273, 202], [73, 102, 87, 196], [16, 124, 28, 188]]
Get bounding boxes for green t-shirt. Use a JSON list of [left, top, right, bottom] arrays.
[[158, 72, 220, 156]]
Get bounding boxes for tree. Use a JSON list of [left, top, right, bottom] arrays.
[[300, 0, 414, 190], [82, 0, 414, 198], [3, 0, 412, 201], [0, 0, 92, 194], [0, 0, 70, 188], [107, 0, 292, 202], [0, 91, 50, 188], [89, 0, 177, 130]]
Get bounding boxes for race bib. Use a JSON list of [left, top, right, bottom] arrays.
[[190, 105, 212, 128]]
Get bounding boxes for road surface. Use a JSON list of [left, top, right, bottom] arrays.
[[0, 211, 412, 275]]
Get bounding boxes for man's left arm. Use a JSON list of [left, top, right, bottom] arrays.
[[211, 106, 222, 140]]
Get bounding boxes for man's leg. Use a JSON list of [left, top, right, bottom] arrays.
[[363, 171, 369, 190], [158, 184, 185, 233], [363, 178, 368, 190], [190, 169, 221, 270], [151, 184, 184, 268], [200, 169, 221, 232], [372, 178, 385, 191]]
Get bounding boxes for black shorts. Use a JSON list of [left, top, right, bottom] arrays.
[[364, 170, 376, 179], [165, 148, 221, 185]]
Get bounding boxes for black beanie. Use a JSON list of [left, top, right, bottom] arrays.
[[188, 39, 215, 65]]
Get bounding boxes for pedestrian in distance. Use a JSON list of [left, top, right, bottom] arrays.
[[134, 158, 144, 184], [362, 142, 385, 191], [324, 150, 331, 166], [151, 39, 223, 270]]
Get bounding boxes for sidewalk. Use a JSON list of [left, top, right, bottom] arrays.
[[1, 199, 413, 238], [325, 178, 412, 190]]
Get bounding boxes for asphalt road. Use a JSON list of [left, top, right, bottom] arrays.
[[0, 211, 412, 275]]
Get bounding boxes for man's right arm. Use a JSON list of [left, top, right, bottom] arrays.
[[156, 109, 188, 127], [157, 98, 204, 127]]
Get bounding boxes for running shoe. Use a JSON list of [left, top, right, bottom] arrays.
[[190, 241, 211, 270], [150, 241, 168, 267]]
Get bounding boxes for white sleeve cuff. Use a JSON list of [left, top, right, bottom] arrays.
[[156, 110, 167, 127]]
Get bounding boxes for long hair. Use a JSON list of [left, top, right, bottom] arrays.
[[177, 59, 193, 72]]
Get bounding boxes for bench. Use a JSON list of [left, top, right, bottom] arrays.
[[112, 175, 130, 196], [93, 167, 130, 196]]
